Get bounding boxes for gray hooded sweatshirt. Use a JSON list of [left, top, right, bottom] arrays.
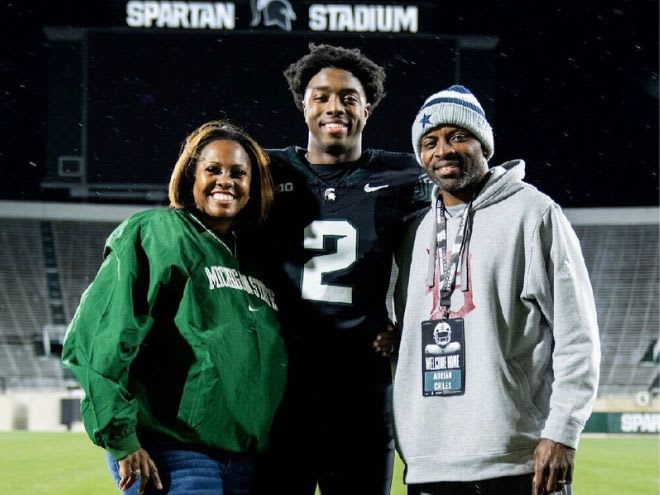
[[393, 160, 600, 483]]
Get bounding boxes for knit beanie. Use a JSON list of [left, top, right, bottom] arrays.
[[411, 85, 494, 165]]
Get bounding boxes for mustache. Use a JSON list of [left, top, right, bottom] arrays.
[[432, 156, 464, 169]]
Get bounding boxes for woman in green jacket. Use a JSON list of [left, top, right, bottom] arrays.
[[61, 121, 287, 494]]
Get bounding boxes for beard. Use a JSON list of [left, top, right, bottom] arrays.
[[428, 157, 488, 194]]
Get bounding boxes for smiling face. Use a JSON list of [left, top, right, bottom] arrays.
[[192, 139, 252, 234], [420, 125, 489, 204], [302, 67, 371, 163]]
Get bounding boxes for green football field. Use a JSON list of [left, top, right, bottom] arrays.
[[0, 432, 657, 494]]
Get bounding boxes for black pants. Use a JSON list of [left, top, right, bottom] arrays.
[[408, 474, 572, 495], [254, 386, 394, 495]]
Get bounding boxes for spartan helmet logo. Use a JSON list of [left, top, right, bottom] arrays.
[[433, 322, 452, 347], [323, 188, 337, 202], [250, 0, 297, 31]]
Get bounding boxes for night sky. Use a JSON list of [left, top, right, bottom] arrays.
[[1, 0, 657, 207]]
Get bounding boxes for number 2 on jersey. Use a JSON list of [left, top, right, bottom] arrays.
[[302, 220, 357, 304]]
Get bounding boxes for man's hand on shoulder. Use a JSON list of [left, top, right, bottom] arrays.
[[533, 437, 575, 494], [372, 321, 398, 357]]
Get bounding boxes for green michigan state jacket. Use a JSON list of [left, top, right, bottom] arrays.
[[61, 208, 287, 460]]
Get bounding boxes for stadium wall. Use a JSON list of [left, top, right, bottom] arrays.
[[584, 412, 660, 434], [0, 389, 83, 432], [1, 200, 657, 225], [0, 201, 658, 431]]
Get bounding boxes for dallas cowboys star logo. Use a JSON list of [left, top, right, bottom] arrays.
[[420, 114, 431, 128]]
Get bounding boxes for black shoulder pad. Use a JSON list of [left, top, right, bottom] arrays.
[[413, 173, 434, 206], [370, 149, 418, 171], [265, 148, 289, 163], [403, 205, 430, 225]]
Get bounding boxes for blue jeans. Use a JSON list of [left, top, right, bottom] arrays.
[[106, 440, 254, 495]]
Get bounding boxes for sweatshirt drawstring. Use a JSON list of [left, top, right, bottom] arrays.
[[427, 200, 473, 292], [426, 211, 438, 288], [460, 216, 472, 292]]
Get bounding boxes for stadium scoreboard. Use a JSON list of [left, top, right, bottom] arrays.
[[42, 0, 497, 201]]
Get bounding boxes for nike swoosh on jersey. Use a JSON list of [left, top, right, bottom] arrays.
[[364, 183, 389, 193], [248, 305, 259, 312]]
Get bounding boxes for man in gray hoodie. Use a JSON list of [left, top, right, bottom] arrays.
[[392, 85, 600, 495]]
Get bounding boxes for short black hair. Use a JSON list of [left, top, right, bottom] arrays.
[[284, 43, 386, 112]]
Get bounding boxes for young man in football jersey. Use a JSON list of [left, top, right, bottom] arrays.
[[253, 43, 429, 495]]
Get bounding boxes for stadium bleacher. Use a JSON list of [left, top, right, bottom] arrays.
[[0, 217, 117, 388], [50, 220, 116, 322], [0, 220, 54, 387], [0, 204, 658, 402], [575, 224, 659, 397], [0, 221, 50, 335]]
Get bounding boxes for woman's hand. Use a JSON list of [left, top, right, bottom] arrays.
[[118, 448, 163, 494]]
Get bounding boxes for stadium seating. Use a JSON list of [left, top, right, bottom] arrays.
[[0, 214, 658, 399], [50, 220, 115, 321], [575, 224, 659, 397], [0, 218, 115, 388]]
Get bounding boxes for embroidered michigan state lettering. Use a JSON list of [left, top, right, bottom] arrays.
[[204, 266, 278, 310]]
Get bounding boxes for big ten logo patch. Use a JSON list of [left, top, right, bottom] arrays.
[[276, 182, 294, 193]]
